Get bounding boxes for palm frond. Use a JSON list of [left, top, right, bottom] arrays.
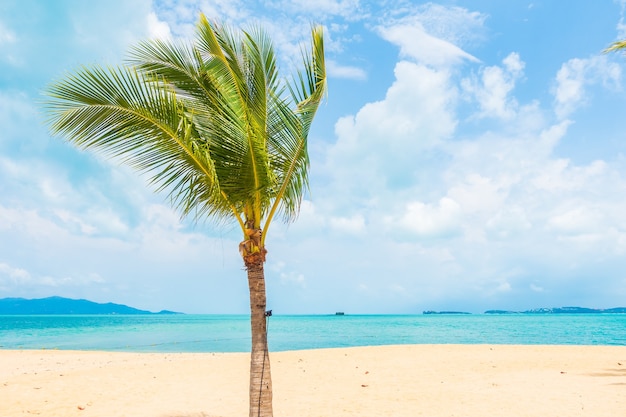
[[604, 40, 626, 54], [261, 26, 326, 242], [195, 16, 276, 227], [44, 65, 233, 220], [44, 16, 327, 242]]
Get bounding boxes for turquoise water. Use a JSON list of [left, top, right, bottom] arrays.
[[1, 314, 625, 352]]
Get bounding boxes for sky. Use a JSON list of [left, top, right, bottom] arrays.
[[2, 0, 626, 314]]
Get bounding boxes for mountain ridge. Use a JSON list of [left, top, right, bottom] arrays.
[[0, 296, 182, 315]]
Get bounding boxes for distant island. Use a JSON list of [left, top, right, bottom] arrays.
[[484, 307, 626, 314], [0, 296, 182, 315], [421, 307, 626, 315]]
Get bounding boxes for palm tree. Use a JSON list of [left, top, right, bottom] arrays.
[[44, 14, 326, 417]]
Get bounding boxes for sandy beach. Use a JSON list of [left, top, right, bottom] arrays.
[[2, 344, 625, 417]]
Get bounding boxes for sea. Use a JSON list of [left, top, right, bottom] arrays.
[[1, 314, 625, 352]]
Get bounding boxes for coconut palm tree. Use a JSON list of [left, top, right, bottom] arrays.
[[44, 14, 326, 417]]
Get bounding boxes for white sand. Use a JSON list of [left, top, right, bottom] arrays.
[[2, 345, 625, 417]]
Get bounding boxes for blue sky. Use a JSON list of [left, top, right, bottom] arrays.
[[2, 0, 626, 314]]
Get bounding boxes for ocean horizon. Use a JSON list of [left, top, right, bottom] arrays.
[[2, 314, 625, 352]]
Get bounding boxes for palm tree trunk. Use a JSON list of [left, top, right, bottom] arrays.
[[247, 260, 273, 417]]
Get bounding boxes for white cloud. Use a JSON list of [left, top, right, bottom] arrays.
[[462, 52, 525, 120], [0, 153, 133, 239], [37, 272, 106, 287], [486, 207, 532, 239], [448, 173, 507, 214], [554, 60, 588, 119], [64, 0, 178, 62], [381, 3, 487, 46], [146, 11, 171, 40], [329, 214, 365, 235], [86, 208, 130, 236], [326, 60, 457, 194], [530, 283, 544, 293], [494, 280, 512, 293], [0, 262, 30, 284], [379, 22, 478, 68], [54, 210, 99, 235], [0, 261, 105, 291], [547, 207, 603, 235], [0, 205, 67, 240], [553, 56, 621, 120], [396, 197, 462, 237], [279, 271, 306, 288], [273, 199, 326, 239], [503, 52, 525, 75], [268, 260, 306, 288], [326, 60, 367, 80], [531, 159, 584, 192], [376, 4, 485, 68]]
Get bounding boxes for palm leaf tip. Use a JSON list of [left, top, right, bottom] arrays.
[[604, 40, 626, 54]]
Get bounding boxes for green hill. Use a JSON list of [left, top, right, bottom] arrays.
[[0, 296, 181, 315]]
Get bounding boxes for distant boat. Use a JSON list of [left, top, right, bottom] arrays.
[[335, 312, 345, 315]]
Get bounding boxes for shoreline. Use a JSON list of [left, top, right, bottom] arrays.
[[2, 344, 626, 416]]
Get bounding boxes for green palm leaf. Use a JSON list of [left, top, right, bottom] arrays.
[[44, 65, 231, 220], [44, 14, 326, 239], [604, 40, 626, 54], [263, 25, 326, 239]]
